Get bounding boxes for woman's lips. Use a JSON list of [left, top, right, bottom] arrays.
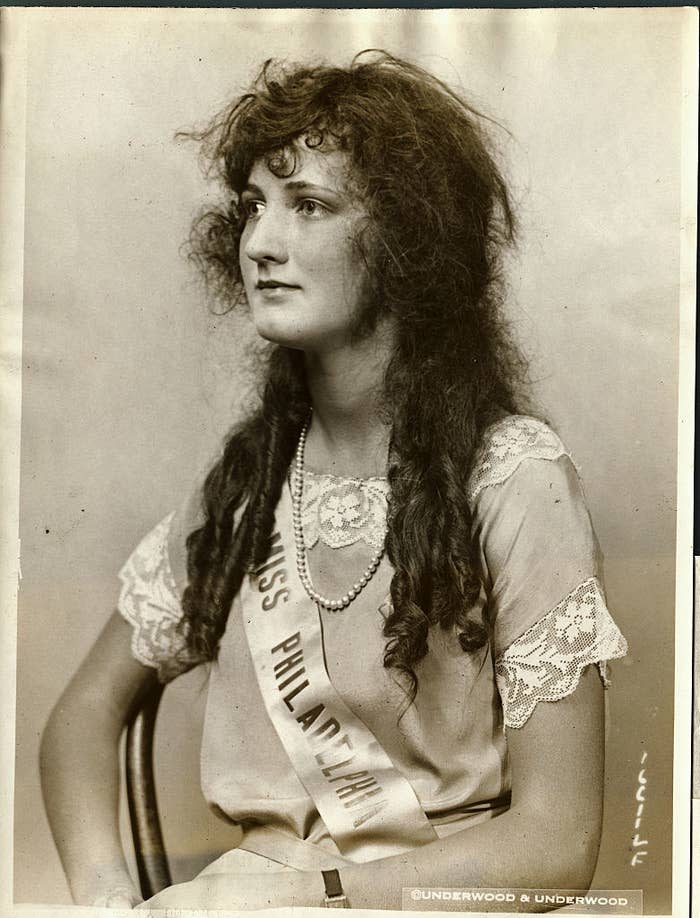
[[256, 280, 300, 289]]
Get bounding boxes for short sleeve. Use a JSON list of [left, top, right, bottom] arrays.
[[470, 416, 628, 729], [117, 486, 204, 683]]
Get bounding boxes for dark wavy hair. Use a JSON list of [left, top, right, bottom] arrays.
[[180, 51, 528, 700]]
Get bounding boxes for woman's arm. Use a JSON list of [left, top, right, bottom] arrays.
[[139, 664, 604, 911], [40, 610, 158, 907]]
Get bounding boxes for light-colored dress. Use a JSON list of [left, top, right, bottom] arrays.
[[117, 415, 627, 871]]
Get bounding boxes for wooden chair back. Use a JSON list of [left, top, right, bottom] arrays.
[[125, 682, 172, 899]]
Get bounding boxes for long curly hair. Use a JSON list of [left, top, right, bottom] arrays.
[[180, 51, 529, 700]]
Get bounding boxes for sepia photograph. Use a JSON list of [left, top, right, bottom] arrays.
[[1, 7, 696, 916]]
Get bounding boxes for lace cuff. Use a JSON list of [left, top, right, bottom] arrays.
[[494, 577, 628, 729], [117, 512, 194, 683]]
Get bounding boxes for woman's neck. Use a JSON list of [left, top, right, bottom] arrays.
[[303, 326, 393, 478]]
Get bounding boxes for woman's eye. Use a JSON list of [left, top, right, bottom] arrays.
[[243, 200, 264, 219], [298, 199, 326, 217]]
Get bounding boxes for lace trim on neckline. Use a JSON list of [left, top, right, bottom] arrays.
[[299, 417, 571, 549], [300, 416, 569, 499], [300, 471, 389, 550], [303, 469, 388, 484]]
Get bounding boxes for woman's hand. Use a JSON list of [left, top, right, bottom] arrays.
[[91, 884, 143, 908], [137, 871, 324, 911], [137, 880, 210, 910]]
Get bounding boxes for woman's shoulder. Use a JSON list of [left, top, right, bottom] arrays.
[[467, 414, 571, 504], [116, 483, 206, 684]]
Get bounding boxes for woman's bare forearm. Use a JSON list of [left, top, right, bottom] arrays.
[[40, 691, 137, 904], [340, 804, 599, 910], [40, 611, 157, 905]]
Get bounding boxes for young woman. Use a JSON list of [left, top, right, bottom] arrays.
[[40, 52, 627, 911]]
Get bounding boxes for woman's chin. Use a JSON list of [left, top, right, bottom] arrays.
[[251, 318, 337, 353], [253, 321, 309, 350]]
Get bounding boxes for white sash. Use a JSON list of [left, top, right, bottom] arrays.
[[240, 485, 437, 862]]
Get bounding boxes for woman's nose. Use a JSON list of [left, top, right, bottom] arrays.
[[243, 210, 288, 264]]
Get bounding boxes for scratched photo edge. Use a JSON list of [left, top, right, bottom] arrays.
[[0, 6, 28, 917]]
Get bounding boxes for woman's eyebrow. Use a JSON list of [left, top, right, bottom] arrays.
[[283, 180, 341, 196], [241, 183, 264, 197]]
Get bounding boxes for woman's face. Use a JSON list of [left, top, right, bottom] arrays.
[[239, 144, 370, 353]]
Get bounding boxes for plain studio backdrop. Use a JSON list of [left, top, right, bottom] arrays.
[[10, 7, 692, 912]]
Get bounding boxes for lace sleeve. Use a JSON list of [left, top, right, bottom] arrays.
[[470, 416, 628, 728], [117, 512, 196, 683], [495, 577, 628, 729]]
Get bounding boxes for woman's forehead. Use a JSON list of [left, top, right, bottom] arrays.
[[247, 143, 353, 193]]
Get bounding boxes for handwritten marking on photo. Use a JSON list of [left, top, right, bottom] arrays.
[[630, 750, 648, 866]]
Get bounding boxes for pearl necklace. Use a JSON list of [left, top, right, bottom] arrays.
[[292, 421, 386, 611]]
